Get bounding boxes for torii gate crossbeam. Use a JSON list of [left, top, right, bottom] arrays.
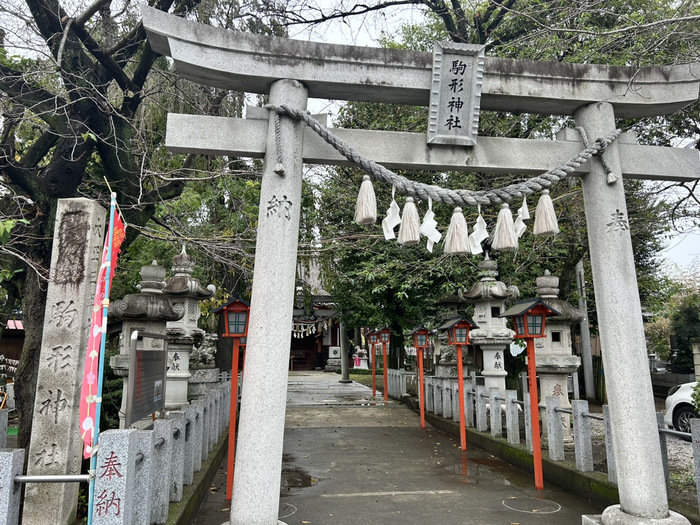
[[142, 7, 699, 525]]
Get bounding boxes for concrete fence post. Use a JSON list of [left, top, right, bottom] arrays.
[[443, 380, 453, 421], [205, 394, 214, 452], [465, 379, 475, 428], [476, 385, 488, 432], [603, 404, 617, 484], [211, 393, 219, 448], [572, 400, 593, 472], [0, 409, 7, 448], [193, 398, 209, 462], [691, 419, 700, 513], [656, 412, 670, 493], [0, 449, 24, 525], [435, 382, 442, 416], [452, 384, 460, 422], [524, 390, 533, 453], [93, 429, 138, 524], [490, 388, 501, 438], [546, 396, 564, 461], [505, 390, 519, 445], [170, 416, 186, 502], [134, 430, 154, 525], [152, 419, 174, 524], [192, 404, 204, 472], [425, 377, 434, 413], [183, 406, 197, 485]]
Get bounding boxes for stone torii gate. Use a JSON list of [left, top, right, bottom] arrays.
[[142, 8, 699, 525]]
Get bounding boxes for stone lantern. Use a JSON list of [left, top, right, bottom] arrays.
[[534, 270, 583, 441], [162, 246, 215, 408], [461, 257, 519, 395], [109, 261, 183, 427]]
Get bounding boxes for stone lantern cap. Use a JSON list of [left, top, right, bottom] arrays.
[[110, 261, 184, 321], [535, 270, 584, 323], [163, 245, 215, 299], [460, 257, 520, 303]]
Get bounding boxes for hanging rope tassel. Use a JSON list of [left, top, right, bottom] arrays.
[[492, 203, 518, 250], [444, 207, 470, 254], [398, 197, 420, 245], [533, 189, 560, 236], [354, 175, 377, 225]]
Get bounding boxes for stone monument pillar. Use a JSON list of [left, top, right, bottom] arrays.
[[23, 199, 105, 525], [462, 257, 519, 395], [109, 261, 183, 428], [163, 246, 214, 408], [533, 271, 582, 441]]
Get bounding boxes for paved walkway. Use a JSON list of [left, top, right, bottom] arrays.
[[195, 371, 602, 524]]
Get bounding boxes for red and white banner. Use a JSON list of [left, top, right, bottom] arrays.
[[79, 209, 125, 458]]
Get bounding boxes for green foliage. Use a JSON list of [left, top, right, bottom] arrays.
[[0, 219, 29, 246], [693, 383, 700, 413], [670, 292, 700, 373]]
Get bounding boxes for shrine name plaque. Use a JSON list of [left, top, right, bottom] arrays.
[[428, 42, 485, 147]]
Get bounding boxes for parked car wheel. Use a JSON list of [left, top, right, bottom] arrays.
[[673, 404, 697, 433], [664, 381, 697, 434]]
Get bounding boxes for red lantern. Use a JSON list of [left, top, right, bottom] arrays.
[[439, 316, 477, 451], [213, 296, 251, 501], [410, 327, 431, 429], [501, 298, 559, 491]]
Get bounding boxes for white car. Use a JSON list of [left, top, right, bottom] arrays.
[[664, 382, 698, 433]]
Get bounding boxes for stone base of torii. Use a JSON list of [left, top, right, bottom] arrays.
[[141, 8, 699, 525]]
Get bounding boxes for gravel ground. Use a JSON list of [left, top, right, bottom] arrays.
[[588, 405, 697, 509]]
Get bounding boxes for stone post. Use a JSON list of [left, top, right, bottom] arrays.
[[576, 102, 688, 525], [0, 449, 24, 525], [151, 418, 174, 524], [339, 321, 351, 383], [133, 430, 155, 524], [92, 429, 138, 524], [23, 198, 105, 525], [230, 78, 308, 525]]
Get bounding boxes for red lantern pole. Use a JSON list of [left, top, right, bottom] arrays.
[[226, 338, 241, 500], [456, 343, 467, 451], [382, 342, 388, 403], [371, 342, 377, 398], [417, 346, 426, 429], [526, 337, 544, 490]]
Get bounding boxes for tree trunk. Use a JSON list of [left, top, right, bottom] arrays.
[[15, 268, 47, 452]]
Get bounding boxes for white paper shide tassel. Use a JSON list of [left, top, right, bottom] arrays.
[[468, 206, 489, 255], [398, 197, 420, 245], [443, 207, 470, 254], [533, 189, 560, 236], [491, 203, 518, 250], [513, 195, 528, 239], [354, 175, 377, 225]]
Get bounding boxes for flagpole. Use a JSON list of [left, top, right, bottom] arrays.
[[87, 193, 117, 525]]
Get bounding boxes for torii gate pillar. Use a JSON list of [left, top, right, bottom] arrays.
[[576, 102, 688, 525], [229, 79, 308, 525]]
